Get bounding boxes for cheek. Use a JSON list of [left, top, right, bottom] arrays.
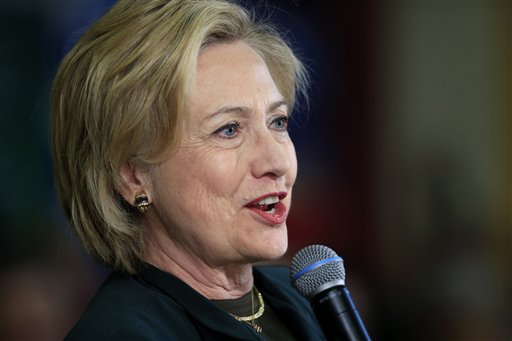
[[196, 150, 242, 197], [155, 148, 241, 214]]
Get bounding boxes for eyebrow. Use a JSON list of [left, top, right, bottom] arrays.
[[205, 99, 289, 121]]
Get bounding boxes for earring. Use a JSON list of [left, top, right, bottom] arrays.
[[134, 192, 152, 213]]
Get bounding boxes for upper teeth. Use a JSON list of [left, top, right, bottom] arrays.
[[257, 196, 279, 205]]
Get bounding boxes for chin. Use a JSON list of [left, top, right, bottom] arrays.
[[252, 227, 288, 261]]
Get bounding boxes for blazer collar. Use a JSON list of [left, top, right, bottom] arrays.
[[138, 263, 263, 341]]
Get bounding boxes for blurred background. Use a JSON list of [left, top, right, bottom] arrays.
[[0, 0, 510, 340]]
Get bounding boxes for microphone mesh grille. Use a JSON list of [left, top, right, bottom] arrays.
[[290, 244, 346, 297]]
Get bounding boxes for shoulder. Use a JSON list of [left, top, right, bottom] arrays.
[[65, 272, 199, 340]]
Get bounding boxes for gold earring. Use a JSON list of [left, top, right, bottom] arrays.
[[134, 192, 152, 213]]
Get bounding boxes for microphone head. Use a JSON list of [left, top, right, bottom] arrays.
[[290, 245, 346, 298]]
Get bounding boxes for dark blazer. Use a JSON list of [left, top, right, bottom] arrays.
[[65, 264, 327, 340]]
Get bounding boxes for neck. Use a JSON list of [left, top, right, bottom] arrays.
[[143, 225, 253, 300]]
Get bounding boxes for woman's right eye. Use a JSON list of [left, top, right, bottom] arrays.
[[214, 122, 240, 139]]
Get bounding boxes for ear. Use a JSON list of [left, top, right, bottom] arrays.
[[117, 162, 152, 207]]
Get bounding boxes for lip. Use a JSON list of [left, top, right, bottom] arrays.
[[247, 192, 287, 206], [245, 192, 288, 225]]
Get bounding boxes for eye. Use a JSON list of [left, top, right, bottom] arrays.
[[270, 116, 289, 131], [214, 122, 240, 138]]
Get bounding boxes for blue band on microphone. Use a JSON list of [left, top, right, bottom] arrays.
[[291, 256, 343, 282]]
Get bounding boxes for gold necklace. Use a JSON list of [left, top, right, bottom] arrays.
[[230, 287, 265, 333]]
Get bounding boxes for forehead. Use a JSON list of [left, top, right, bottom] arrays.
[[197, 41, 267, 80], [192, 41, 281, 110]]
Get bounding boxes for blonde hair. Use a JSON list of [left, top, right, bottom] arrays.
[[51, 0, 308, 274]]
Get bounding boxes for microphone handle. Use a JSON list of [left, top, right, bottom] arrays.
[[312, 286, 371, 341]]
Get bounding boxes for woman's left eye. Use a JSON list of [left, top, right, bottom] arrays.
[[270, 116, 289, 131]]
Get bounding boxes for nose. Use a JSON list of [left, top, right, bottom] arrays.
[[249, 129, 295, 180]]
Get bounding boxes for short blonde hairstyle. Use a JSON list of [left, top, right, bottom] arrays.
[[51, 0, 308, 274]]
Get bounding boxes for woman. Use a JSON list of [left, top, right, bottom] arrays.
[[52, 0, 325, 340]]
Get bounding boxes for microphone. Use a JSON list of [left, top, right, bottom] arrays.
[[290, 245, 371, 341]]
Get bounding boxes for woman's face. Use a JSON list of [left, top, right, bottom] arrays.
[[148, 41, 297, 266]]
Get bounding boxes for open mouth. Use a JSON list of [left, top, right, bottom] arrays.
[[246, 192, 288, 224], [248, 195, 279, 213]]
